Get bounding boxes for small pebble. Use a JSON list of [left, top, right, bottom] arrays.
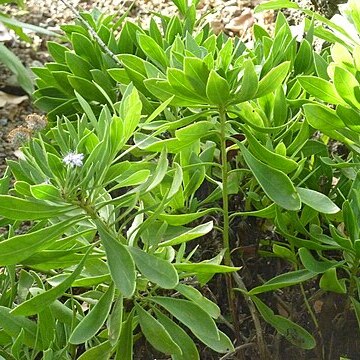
[[0, 118, 8, 126]]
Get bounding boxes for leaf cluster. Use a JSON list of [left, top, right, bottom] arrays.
[[2, 0, 360, 358]]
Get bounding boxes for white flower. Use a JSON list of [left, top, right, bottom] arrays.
[[63, 152, 84, 168]]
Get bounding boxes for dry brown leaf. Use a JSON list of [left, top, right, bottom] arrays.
[[225, 9, 255, 34], [276, 301, 290, 318], [314, 300, 324, 314], [211, 20, 224, 35], [0, 91, 28, 108]]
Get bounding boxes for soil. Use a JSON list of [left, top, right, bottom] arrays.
[[0, 1, 359, 359]]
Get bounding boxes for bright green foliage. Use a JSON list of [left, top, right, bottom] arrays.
[[2, 0, 360, 358]]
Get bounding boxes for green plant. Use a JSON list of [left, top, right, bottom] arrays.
[[0, 85, 240, 359], [238, 1, 360, 356], [2, 0, 359, 358]]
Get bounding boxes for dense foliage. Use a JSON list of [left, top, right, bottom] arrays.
[[1, 0, 360, 358]]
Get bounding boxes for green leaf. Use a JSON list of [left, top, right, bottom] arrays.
[[11, 328, 24, 359], [303, 103, 345, 130], [155, 309, 199, 360], [159, 221, 213, 246], [273, 244, 296, 263], [192, 329, 234, 353], [0, 14, 57, 37], [149, 18, 163, 46], [221, 37, 235, 65], [319, 268, 347, 294], [77, 341, 112, 360], [294, 39, 313, 74], [117, 54, 151, 95], [231, 203, 277, 219], [50, 299, 82, 325], [108, 296, 123, 346], [313, 52, 329, 79], [334, 66, 360, 107], [120, 84, 142, 142], [144, 78, 202, 106], [159, 209, 214, 226], [115, 310, 134, 360], [38, 307, 55, 349], [175, 263, 240, 274], [68, 76, 107, 103], [72, 32, 100, 68], [183, 57, 209, 98], [175, 284, 220, 318], [343, 200, 358, 242], [296, 187, 340, 214], [298, 76, 344, 104], [144, 95, 175, 125], [0, 306, 42, 349], [206, 70, 230, 105], [108, 68, 131, 84], [238, 144, 301, 211], [109, 116, 125, 155], [252, 296, 316, 349], [168, 68, 208, 103], [11, 246, 92, 316], [69, 283, 115, 344], [255, 0, 300, 12], [127, 247, 179, 289], [109, 169, 151, 191], [65, 52, 93, 81], [135, 303, 181, 355], [234, 59, 258, 103], [255, 62, 290, 98], [242, 128, 297, 174], [337, 105, 360, 133], [150, 297, 220, 344], [166, 15, 183, 43], [0, 43, 33, 94], [349, 0, 360, 33], [0, 217, 82, 265], [75, 91, 99, 132], [96, 221, 136, 298], [47, 41, 69, 63], [330, 41, 353, 64], [137, 33, 169, 70], [175, 121, 214, 142], [298, 248, 338, 273], [30, 183, 61, 201], [172, 0, 188, 15], [248, 269, 317, 295]]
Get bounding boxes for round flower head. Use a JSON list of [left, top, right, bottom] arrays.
[[25, 114, 48, 132], [8, 126, 32, 147], [63, 152, 84, 168]]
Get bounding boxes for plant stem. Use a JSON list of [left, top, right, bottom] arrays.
[[232, 272, 268, 360], [59, 0, 122, 67], [345, 257, 359, 314], [219, 107, 268, 359], [300, 282, 325, 359], [219, 106, 231, 267], [219, 106, 243, 350]]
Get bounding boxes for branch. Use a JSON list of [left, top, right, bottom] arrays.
[[58, 0, 122, 67]]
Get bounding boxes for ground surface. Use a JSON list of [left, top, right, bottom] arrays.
[[0, 1, 359, 359]]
